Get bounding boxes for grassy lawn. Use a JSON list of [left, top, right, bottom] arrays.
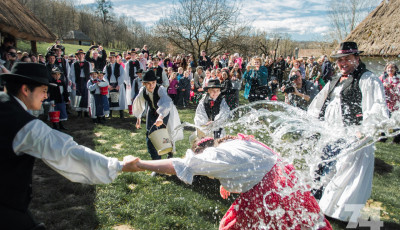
[[27, 74, 400, 228]]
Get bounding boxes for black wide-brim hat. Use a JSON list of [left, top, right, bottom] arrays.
[[204, 79, 223, 90], [142, 70, 157, 82], [331, 41, 364, 58], [0, 62, 56, 87]]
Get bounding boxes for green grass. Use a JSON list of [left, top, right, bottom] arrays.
[[17, 40, 123, 56], [87, 96, 400, 230]]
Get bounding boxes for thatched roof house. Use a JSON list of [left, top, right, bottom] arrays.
[[63, 30, 92, 46], [345, 0, 400, 56], [0, 0, 56, 42]]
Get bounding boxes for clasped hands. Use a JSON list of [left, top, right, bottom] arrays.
[[121, 155, 144, 172]]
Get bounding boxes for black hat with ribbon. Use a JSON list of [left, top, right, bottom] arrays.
[[204, 79, 223, 90], [0, 62, 56, 87], [331, 41, 364, 58]]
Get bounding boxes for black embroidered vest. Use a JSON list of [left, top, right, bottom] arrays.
[[143, 84, 161, 114], [0, 93, 36, 212], [106, 63, 121, 83], [319, 62, 367, 126], [204, 94, 224, 121]]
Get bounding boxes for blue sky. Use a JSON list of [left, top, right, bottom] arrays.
[[73, 0, 376, 41]]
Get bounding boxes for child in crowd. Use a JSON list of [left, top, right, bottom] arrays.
[[167, 72, 178, 105], [48, 67, 69, 130], [88, 70, 109, 123], [132, 70, 183, 162], [189, 79, 195, 102], [97, 70, 110, 118], [177, 67, 184, 81], [178, 70, 191, 107], [194, 79, 230, 138], [131, 69, 144, 102]]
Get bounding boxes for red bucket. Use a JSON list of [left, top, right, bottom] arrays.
[[49, 111, 60, 123], [100, 86, 108, 95], [128, 105, 133, 115]]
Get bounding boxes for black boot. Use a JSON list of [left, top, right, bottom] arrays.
[[92, 118, 98, 124], [52, 122, 59, 130], [97, 117, 105, 124], [59, 121, 68, 130], [109, 110, 113, 117], [84, 111, 89, 117], [119, 110, 124, 118], [77, 111, 82, 118], [167, 152, 173, 159]]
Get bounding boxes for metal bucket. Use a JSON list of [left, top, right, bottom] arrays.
[[110, 91, 119, 103], [148, 126, 173, 155], [73, 95, 82, 108]]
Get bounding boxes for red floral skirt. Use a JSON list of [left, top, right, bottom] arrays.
[[219, 163, 332, 230]]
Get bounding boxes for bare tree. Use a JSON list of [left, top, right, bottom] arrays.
[[328, 0, 381, 42], [155, 0, 245, 64]]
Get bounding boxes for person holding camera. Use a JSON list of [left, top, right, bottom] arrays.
[[85, 45, 107, 71], [281, 69, 319, 110], [243, 57, 270, 102]]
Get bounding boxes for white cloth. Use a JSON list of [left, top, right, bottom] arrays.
[[307, 71, 389, 221], [194, 94, 230, 137], [132, 86, 184, 143], [103, 63, 128, 110], [171, 139, 277, 193], [12, 99, 122, 184]]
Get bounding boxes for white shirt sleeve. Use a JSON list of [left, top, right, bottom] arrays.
[[13, 120, 123, 184], [307, 81, 331, 119], [359, 72, 390, 127], [156, 86, 172, 117], [194, 95, 209, 127], [69, 64, 76, 84], [132, 87, 146, 117], [162, 70, 169, 88]]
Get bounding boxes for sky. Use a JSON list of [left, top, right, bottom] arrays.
[[73, 0, 375, 41]]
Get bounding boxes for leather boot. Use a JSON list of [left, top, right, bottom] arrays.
[[52, 122, 59, 130], [119, 110, 124, 118], [59, 121, 68, 130], [77, 111, 82, 118]]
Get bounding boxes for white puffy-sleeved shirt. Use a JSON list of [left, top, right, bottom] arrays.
[[308, 71, 389, 128], [12, 97, 123, 184], [172, 139, 277, 193], [194, 94, 230, 136], [132, 85, 184, 142]]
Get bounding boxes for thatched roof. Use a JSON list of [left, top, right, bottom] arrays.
[[63, 30, 92, 41], [345, 0, 400, 56], [0, 0, 56, 42]]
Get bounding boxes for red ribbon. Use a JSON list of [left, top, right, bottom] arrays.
[[56, 80, 61, 83], [210, 100, 214, 107], [79, 62, 84, 67]]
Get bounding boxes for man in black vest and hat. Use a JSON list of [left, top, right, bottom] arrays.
[[103, 51, 127, 118], [307, 41, 389, 222], [69, 49, 92, 117], [150, 56, 169, 88], [132, 70, 183, 166], [0, 62, 140, 230]]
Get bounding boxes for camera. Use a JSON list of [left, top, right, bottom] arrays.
[[282, 80, 295, 94], [248, 65, 256, 70]]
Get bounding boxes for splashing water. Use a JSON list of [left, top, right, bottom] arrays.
[[173, 99, 400, 228]]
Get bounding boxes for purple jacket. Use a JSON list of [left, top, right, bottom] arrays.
[[168, 79, 178, 94]]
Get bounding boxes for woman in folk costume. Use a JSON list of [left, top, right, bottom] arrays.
[[129, 134, 332, 230], [69, 49, 92, 117], [132, 70, 183, 160], [103, 52, 128, 118], [194, 79, 230, 139]]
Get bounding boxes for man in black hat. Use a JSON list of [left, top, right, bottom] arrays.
[[307, 41, 389, 222], [69, 49, 92, 117], [45, 51, 57, 80], [0, 62, 140, 229], [194, 79, 230, 139], [150, 56, 169, 87], [103, 51, 127, 118], [53, 45, 70, 84], [132, 70, 183, 164]]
